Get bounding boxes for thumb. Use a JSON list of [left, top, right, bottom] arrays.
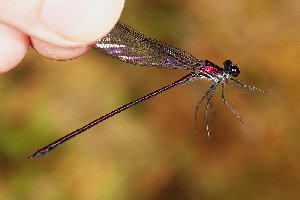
[[0, 0, 124, 47]]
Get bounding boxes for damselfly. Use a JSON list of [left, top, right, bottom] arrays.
[[28, 21, 268, 158]]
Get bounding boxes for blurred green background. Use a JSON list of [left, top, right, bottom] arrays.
[[0, 0, 299, 199]]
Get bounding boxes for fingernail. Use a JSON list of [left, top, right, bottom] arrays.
[[40, 0, 122, 41]]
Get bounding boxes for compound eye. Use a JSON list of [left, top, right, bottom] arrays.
[[230, 65, 240, 77], [223, 60, 233, 70]]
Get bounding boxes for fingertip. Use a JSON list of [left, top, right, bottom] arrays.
[[31, 37, 92, 60], [39, 0, 124, 44], [0, 22, 30, 74], [0, 0, 124, 48]]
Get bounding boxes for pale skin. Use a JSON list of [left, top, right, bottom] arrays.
[[0, 0, 125, 74]]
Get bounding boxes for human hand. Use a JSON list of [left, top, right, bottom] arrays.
[[0, 0, 124, 74]]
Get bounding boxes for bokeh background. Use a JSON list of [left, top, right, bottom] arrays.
[[0, 0, 299, 199]]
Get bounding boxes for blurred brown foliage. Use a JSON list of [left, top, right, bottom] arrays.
[[0, 0, 299, 199]]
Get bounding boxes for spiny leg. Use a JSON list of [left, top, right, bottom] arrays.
[[225, 77, 249, 94], [205, 84, 217, 141], [206, 96, 216, 114], [229, 77, 269, 94], [222, 80, 245, 126], [191, 83, 218, 138]]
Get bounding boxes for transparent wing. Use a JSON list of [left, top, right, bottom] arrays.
[[93, 21, 202, 70]]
